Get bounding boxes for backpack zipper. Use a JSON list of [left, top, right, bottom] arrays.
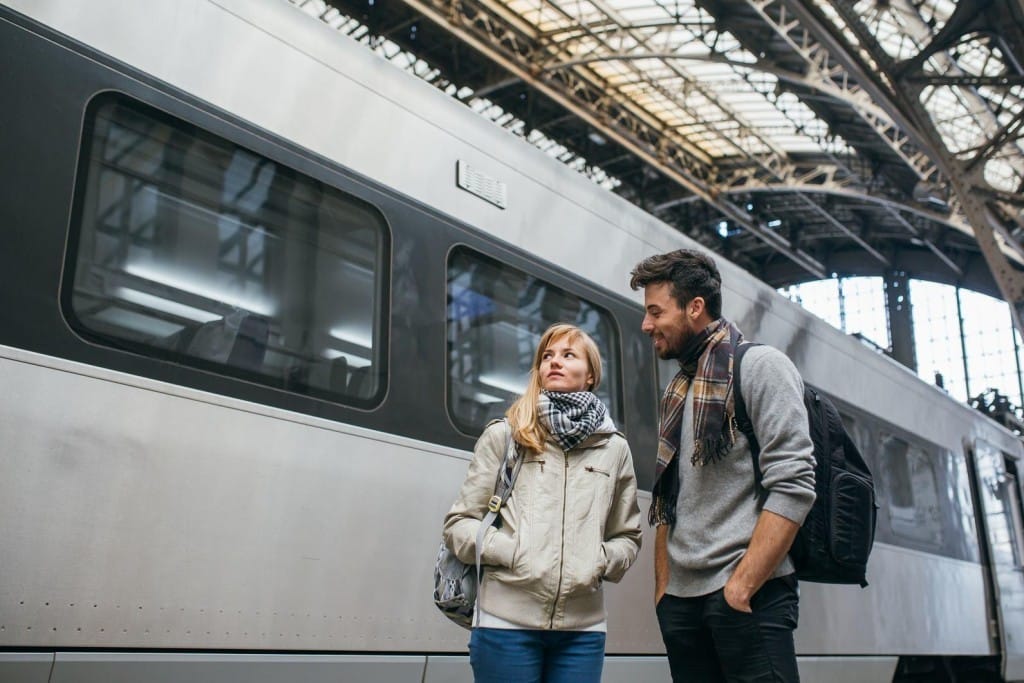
[[815, 390, 834, 561]]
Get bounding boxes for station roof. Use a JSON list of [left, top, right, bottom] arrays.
[[297, 0, 1024, 297]]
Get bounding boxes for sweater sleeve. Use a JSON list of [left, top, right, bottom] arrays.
[[600, 438, 643, 583], [741, 346, 816, 524], [441, 421, 517, 568]]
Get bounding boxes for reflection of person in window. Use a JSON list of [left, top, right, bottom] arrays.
[[443, 324, 642, 683], [186, 309, 268, 372]]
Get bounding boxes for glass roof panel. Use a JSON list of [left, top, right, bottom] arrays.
[[299, 0, 1023, 202], [957, 38, 1007, 78], [486, 0, 855, 161]]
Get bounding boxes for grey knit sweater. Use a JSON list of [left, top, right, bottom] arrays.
[[666, 344, 816, 598]]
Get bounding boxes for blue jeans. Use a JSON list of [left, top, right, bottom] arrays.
[[469, 627, 606, 683]]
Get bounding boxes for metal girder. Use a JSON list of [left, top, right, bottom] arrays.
[[965, 108, 1024, 174], [687, 0, 966, 276], [307, 0, 1023, 309], [715, 163, 966, 231], [661, 171, 966, 276], [787, 0, 1024, 336], [909, 75, 1024, 88], [739, 0, 941, 182], [393, 0, 829, 277], [542, 50, 911, 142], [435, 0, 908, 272]]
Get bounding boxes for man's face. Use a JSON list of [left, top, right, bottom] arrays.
[[641, 282, 697, 360]]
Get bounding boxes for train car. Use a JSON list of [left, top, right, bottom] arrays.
[[1, 1, 1022, 681]]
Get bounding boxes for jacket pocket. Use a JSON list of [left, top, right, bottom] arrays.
[[484, 527, 517, 569], [564, 541, 605, 596]]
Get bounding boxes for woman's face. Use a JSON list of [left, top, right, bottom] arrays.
[[539, 335, 594, 393]]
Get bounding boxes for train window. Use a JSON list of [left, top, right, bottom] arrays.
[[840, 413, 857, 442], [1002, 457, 1024, 567], [65, 96, 387, 405], [447, 247, 622, 434], [879, 433, 944, 547], [656, 358, 677, 399], [839, 412, 870, 459]]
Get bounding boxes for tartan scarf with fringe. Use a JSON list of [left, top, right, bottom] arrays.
[[538, 390, 616, 452], [649, 318, 744, 527]]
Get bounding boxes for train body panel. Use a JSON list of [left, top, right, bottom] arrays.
[[798, 547, 990, 655], [0, 344, 662, 654], [2, 0, 1024, 680]]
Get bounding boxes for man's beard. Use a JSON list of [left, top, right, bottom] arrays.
[[658, 327, 693, 360]]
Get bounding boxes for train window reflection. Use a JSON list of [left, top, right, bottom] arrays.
[[66, 96, 387, 405], [839, 412, 871, 462], [656, 358, 677, 399], [447, 247, 622, 435], [880, 433, 944, 547], [1002, 457, 1024, 567]]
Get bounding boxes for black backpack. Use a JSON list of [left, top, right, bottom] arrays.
[[733, 342, 877, 587]]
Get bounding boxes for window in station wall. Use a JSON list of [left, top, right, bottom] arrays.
[[779, 279, 841, 329], [841, 277, 889, 349], [779, 276, 887, 349], [783, 276, 1024, 414], [910, 280, 969, 402], [959, 288, 1022, 408]]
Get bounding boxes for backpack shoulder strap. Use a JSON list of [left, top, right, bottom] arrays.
[[732, 342, 764, 492], [473, 420, 522, 623], [492, 419, 523, 508]]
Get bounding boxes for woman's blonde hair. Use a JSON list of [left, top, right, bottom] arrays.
[[506, 323, 603, 454]]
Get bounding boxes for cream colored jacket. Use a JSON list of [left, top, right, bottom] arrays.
[[443, 420, 642, 630]]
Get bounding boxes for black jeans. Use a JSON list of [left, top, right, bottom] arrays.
[[655, 576, 800, 683]]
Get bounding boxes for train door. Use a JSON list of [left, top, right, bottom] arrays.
[[969, 438, 1024, 682]]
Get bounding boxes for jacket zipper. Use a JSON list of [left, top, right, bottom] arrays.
[[550, 449, 569, 628], [585, 465, 610, 477]]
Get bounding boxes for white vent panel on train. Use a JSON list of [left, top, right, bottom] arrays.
[[456, 160, 507, 209]]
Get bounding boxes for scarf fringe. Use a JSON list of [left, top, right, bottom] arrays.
[[691, 435, 733, 467], [648, 455, 680, 527], [648, 497, 675, 527]]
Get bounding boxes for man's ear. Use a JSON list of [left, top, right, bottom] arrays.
[[688, 296, 706, 318]]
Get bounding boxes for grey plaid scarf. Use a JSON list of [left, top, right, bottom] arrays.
[[538, 391, 616, 452]]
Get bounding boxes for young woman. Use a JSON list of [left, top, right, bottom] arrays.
[[443, 323, 642, 683]]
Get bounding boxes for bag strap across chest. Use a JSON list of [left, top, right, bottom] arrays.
[[732, 341, 764, 492]]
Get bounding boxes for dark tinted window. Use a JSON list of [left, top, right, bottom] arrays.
[[656, 357, 678, 399], [447, 247, 622, 434], [67, 97, 387, 405], [879, 432, 944, 548]]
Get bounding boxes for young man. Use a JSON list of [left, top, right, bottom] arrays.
[[630, 249, 816, 683]]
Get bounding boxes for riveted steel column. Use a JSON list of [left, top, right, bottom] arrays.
[[885, 269, 916, 372]]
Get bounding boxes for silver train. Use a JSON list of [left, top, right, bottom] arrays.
[[1, 1, 1023, 681]]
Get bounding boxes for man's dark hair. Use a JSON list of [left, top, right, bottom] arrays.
[[629, 249, 723, 318]]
